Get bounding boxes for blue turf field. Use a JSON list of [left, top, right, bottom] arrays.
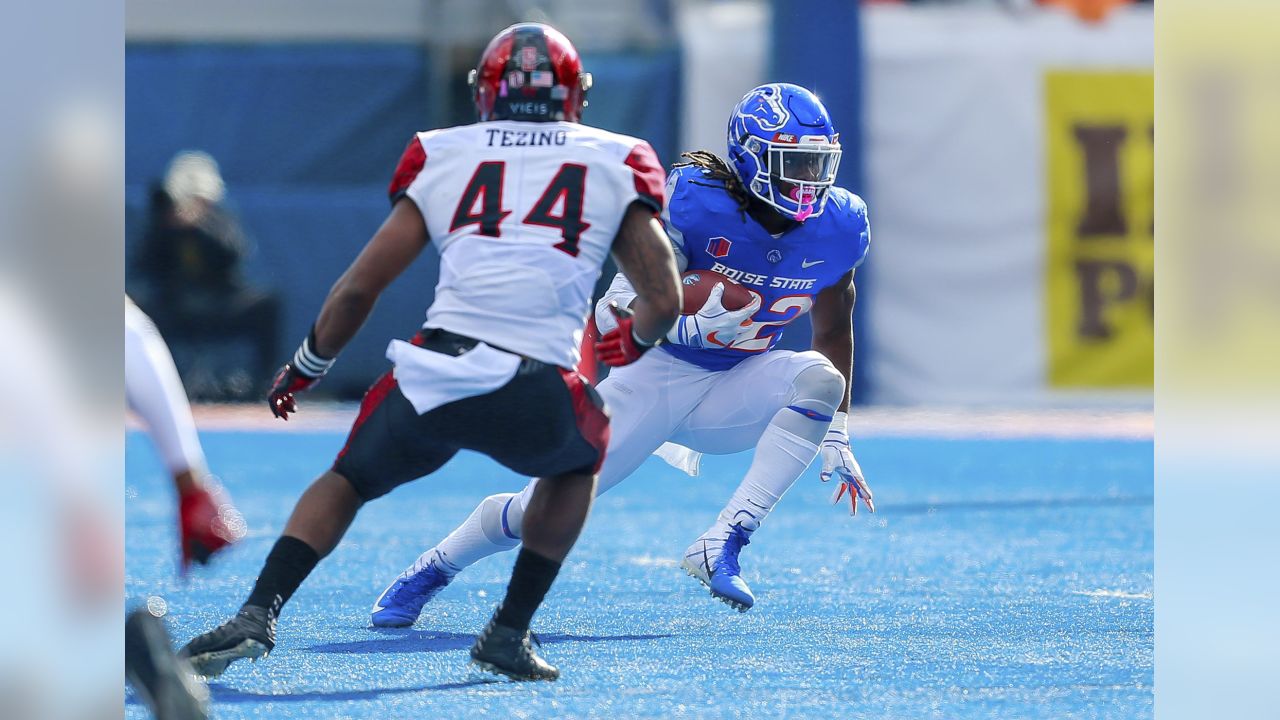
[[126, 429, 1152, 719]]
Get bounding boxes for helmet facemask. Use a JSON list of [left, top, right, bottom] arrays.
[[740, 136, 842, 222]]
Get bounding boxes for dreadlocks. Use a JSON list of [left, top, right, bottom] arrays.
[[674, 150, 752, 216]]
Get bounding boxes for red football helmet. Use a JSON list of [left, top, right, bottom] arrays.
[[469, 23, 592, 123]]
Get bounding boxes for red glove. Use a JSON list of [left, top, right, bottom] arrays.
[[595, 303, 658, 367], [268, 330, 334, 420]]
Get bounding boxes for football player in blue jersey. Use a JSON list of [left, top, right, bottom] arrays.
[[371, 83, 874, 620]]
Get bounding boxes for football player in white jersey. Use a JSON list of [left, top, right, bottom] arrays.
[[180, 23, 680, 682], [369, 83, 876, 624], [126, 296, 246, 571]]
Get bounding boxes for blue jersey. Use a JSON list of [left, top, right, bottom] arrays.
[[660, 165, 870, 371]]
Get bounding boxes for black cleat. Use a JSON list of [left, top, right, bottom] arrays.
[[125, 608, 209, 720], [469, 612, 559, 681], [179, 605, 276, 678]]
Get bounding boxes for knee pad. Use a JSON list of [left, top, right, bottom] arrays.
[[789, 355, 846, 418], [478, 492, 523, 546]]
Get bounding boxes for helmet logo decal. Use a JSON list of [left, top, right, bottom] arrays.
[[519, 46, 539, 72], [736, 86, 790, 131]]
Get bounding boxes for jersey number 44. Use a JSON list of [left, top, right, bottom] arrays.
[[449, 161, 590, 257]]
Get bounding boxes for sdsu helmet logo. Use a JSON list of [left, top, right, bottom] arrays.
[[736, 85, 790, 131], [519, 45, 540, 72]]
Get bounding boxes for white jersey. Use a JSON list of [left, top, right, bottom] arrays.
[[392, 120, 665, 369]]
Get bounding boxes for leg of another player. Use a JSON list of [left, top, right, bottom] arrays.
[[125, 301, 209, 486], [471, 471, 596, 681], [179, 470, 363, 677], [126, 299, 245, 569]]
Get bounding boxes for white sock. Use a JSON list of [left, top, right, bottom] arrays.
[[422, 492, 521, 576], [710, 409, 824, 535]]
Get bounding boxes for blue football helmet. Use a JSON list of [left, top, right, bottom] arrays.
[[726, 83, 842, 221]]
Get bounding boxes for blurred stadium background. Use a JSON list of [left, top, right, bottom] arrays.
[[124, 0, 1153, 410]]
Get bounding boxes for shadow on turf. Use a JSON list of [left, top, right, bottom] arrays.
[[203, 679, 500, 703], [306, 630, 673, 655]]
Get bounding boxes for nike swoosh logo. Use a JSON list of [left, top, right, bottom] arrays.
[[801, 259, 824, 268]]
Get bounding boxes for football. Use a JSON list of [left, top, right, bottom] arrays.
[[680, 270, 754, 314]]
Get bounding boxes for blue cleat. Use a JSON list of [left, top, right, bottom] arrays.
[[681, 520, 757, 612], [370, 552, 455, 628]]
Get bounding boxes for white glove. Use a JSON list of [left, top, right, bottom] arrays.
[[819, 411, 875, 516], [666, 283, 760, 349]]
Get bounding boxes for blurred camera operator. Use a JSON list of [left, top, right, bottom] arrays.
[[130, 150, 280, 399]]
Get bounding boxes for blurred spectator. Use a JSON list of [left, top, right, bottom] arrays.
[[130, 151, 280, 400]]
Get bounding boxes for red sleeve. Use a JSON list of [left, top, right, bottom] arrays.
[[624, 142, 665, 215], [388, 135, 427, 206]]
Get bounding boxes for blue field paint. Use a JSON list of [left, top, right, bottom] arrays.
[[127, 431, 1152, 719]]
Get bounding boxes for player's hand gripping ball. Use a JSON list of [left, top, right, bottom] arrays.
[[678, 270, 755, 314], [668, 271, 760, 349], [820, 411, 875, 516]]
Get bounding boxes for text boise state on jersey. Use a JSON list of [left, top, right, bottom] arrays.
[[660, 164, 870, 372]]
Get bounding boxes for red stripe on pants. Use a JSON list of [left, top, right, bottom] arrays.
[[558, 367, 610, 473], [336, 370, 398, 460]]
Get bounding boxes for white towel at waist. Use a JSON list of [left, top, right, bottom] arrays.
[[386, 338, 522, 415]]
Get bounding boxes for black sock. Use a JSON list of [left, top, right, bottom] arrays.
[[494, 548, 562, 632], [244, 535, 320, 615]]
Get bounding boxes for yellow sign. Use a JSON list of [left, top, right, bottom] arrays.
[[1045, 71, 1154, 387]]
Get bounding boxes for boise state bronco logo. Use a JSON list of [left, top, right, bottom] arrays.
[[736, 85, 790, 131]]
